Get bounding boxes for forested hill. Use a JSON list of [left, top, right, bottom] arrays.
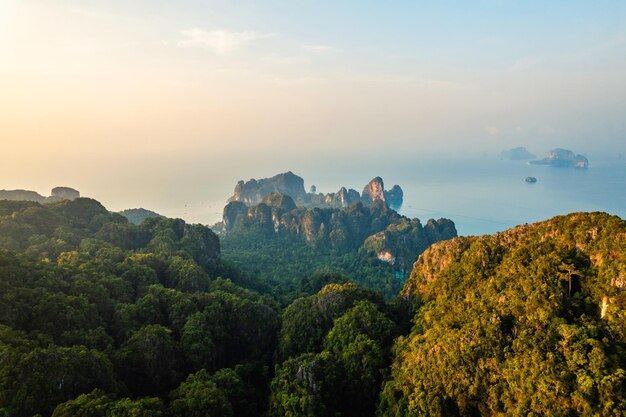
[[0, 197, 624, 416], [0, 198, 281, 416], [217, 193, 456, 300], [382, 212, 626, 416]]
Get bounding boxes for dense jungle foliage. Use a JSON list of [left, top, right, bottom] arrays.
[[382, 212, 626, 416], [0, 198, 624, 416], [218, 193, 456, 302]]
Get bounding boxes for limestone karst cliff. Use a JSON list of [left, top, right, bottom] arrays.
[[227, 172, 404, 210]]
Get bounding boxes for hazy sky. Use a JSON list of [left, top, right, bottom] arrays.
[[1, 0, 625, 214]]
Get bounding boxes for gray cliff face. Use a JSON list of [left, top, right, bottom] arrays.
[[222, 201, 248, 231], [361, 177, 386, 205], [229, 171, 306, 206], [530, 148, 589, 168], [50, 187, 80, 201], [384, 185, 403, 210], [320, 187, 361, 209], [226, 172, 404, 210]]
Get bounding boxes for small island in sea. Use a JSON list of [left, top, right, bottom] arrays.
[[525, 176, 537, 183], [500, 146, 536, 160], [530, 148, 589, 168]]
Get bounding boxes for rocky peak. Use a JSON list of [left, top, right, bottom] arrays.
[[51, 186, 80, 201], [226, 172, 403, 211], [384, 185, 403, 210], [362, 177, 386, 205], [228, 172, 306, 206], [222, 201, 248, 231]]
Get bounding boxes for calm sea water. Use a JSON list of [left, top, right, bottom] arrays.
[[396, 157, 626, 236], [154, 156, 626, 237]]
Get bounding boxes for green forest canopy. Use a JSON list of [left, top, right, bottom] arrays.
[[0, 198, 624, 416]]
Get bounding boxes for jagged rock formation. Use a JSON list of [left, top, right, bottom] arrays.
[[530, 148, 589, 168], [51, 186, 80, 201], [0, 187, 81, 203], [307, 187, 362, 209], [383, 212, 626, 416], [361, 177, 386, 205], [229, 172, 306, 206], [227, 172, 404, 210], [222, 201, 248, 231], [362, 218, 457, 267], [500, 146, 536, 160], [118, 208, 164, 225], [384, 185, 403, 209]]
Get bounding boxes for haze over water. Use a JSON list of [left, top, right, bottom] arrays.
[[49, 150, 623, 238]]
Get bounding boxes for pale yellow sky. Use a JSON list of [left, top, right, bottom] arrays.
[[1, 0, 625, 205]]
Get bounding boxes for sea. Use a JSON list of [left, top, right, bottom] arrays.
[[149, 155, 626, 237]]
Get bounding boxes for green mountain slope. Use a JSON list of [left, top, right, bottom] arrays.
[[382, 212, 626, 416]]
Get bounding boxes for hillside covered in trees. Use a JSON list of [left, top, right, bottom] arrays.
[[217, 192, 456, 301], [0, 198, 279, 416], [0, 197, 624, 416], [382, 212, 626, 416]]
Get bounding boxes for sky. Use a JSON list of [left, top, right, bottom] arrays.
[[1, 0, 625, 217]]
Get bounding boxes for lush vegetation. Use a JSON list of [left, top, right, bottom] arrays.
[[0, 198, 624, 416], [381, 212, 626, 416], [0, 199, 280, 416], [219, 194, 456, 302]]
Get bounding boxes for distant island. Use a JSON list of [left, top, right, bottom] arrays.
[[228, 171, 404, 210], [0, 186, 80, 203], [530, 148, 589, 168], [500, 146, 536, 160]]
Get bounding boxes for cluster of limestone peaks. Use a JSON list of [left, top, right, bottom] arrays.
[[227, 171, 403, 210], [0, 186, 80, 203]]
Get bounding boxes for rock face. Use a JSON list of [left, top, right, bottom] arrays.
[[227, 172, 404, 210], [384, 185, 404, 210], [500, 146, 536, 160], [0, 187, 81, 203], [222, 201, 249, 231], [361, 217, 457, 271], [229, 171, 306, 206], [50, 186, 80, 200], [361, 177, 386, 205], [530, 148, 588, 168]]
